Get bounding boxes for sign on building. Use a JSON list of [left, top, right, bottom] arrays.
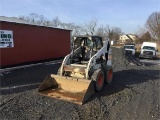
[[0, 30, 14, 48]]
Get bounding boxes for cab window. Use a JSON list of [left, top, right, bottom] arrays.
[[93, 38, 103, 50]]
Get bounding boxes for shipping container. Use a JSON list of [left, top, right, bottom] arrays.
[[0, 19, 72, 67]]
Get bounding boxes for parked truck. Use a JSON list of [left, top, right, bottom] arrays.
[[139, 42, 158, 59], [124, 44, 136, 55]]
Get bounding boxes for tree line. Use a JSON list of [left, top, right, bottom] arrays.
[[137, 11, 160, 43], [19, 11, 160, 43], [19, 13, 123, 41]]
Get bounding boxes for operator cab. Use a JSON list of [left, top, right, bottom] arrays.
[[72, 36, 103, 64]]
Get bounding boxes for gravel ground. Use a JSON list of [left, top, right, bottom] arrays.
[[0, 47, 160, 120]]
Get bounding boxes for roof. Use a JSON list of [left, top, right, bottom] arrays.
[[120, 34, 137, 36], [72, 35, 103, 41], [124, 43, 135, 46], [73, 35, 102, 38], [0, 16, 72, 31]]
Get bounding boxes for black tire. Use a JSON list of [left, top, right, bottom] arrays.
[[102, 63, 108, 84], [91, 69, 104, 92], [106, 67, 113, 84], [102, 64, 113, 84]]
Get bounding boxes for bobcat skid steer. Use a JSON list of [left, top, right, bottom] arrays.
[[38, 35, 113, 105]]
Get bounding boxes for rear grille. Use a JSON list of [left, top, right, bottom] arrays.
[[143, 51, 153, 55]]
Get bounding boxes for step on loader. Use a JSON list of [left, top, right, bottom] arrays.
[[38, 35, 113, 105]]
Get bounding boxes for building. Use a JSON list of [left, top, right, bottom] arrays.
[[0, 16, 72, 67], [119, 34, 137, 44]]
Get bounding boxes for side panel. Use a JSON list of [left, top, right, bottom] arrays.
[[0, 21, 71, 67]]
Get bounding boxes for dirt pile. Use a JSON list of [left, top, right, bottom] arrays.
[[0, 47, 160, 120]]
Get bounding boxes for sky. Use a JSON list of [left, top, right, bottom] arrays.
[[0, 0, 160, 34]]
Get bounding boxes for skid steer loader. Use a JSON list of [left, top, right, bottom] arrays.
[[38, 35, 113, 105]]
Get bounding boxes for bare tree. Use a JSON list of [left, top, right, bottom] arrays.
[[135, 26, 147, 37], [18, 13, 123, 38], [104, 25, 122, 40], [113, 27, 122, 40], [19, 15, 30, 22], [52, 17, 61, 27], [19, 15, 25, 20], [43, 21, 53, 26], [81, 19, 97, 35], [37, 15, 46, 25], [96, 25, 108, 39], [96, 25, 106, 39], [29, 13, 39, 23], [146, 11, 160, 39], [60, 22, 83, 35], [73, 25, 82, 35], [96, 25, 122, 41], [19, 13, 42, 24], [60, 23, 74, 29], [105, 25, 114, 40]]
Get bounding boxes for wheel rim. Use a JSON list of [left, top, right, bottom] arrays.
[[98, 73, 103, 87], [108, 69, 112, 81]]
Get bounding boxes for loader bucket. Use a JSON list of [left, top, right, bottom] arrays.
[[38, 74, 95, 105]]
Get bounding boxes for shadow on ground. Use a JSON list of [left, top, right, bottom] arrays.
[[1, 67, 159, 100], [89, 69, 159, 102], [0, 63, 61, 95]]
